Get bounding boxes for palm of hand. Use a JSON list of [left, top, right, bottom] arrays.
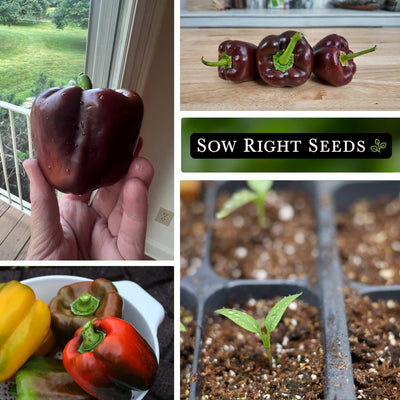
[[25, 154, 153, 260]]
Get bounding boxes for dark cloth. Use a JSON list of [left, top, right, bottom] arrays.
[[0, 266, 174, 400]]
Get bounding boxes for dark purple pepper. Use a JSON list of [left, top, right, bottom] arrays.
[[31, 74, 143, 195], [313, 34, 376, 87], [201, 40, 258, 82], [256, 30, 314, 88]]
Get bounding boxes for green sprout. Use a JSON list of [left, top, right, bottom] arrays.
[[215, 292, 302, 369], [216, 181, 273, 228], [180, 321, 186, 332]]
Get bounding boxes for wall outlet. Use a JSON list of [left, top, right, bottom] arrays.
[[155, 207, 174, 226]]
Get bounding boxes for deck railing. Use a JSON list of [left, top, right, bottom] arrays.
[[0, 100, 32, 215]]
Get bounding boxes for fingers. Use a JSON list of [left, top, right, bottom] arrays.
[[92, 156, 154, 220], [88, 177, 149, 260], [23, 159, 63, 258], [116, 178, 149, 259], [124, 155, 154, 190]]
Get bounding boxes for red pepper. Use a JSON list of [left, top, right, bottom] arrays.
[[31, 74, 143, 195], [63, 317, 158, 400], [313, 34, 376, 86], [256, 31, 314, 87], [201, 40, 258, 82]]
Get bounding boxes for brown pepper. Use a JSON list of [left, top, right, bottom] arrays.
[[49, 278, 123, 346]]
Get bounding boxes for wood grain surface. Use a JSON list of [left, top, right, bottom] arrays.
[[180, 27, 400, 111]]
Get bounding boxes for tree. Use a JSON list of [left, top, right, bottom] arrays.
[[0, 0, 20, 25], [51, 0, 90, 29], [0, 0, 48, 25], [20, 0, 49, 20]]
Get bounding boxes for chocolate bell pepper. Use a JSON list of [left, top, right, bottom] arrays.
[[49, 278, 123, 347], [31, 73, 144, 195], [63, 317, 158, 400], [256, 31, 314, 87], [0, 281, 51, 381], [313, 34, 376, 86], [201, 40, 258, 82], [14, 357, 96, 399]]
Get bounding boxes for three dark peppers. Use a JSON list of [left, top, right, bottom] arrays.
[[201, 31, 376, 87]]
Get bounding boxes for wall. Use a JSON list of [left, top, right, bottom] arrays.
[[136, 1, 175, 260]]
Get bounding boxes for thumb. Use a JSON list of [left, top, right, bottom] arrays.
[[23, 159, 63, 253]]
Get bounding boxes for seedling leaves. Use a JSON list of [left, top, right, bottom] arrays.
[[216, 189, 258, 219], [247, 180, 273, 197], [265, 292, 302, 333], [215, 308, 261, 334], [216, 181, 273, 227], [215, 293, 302, 369]]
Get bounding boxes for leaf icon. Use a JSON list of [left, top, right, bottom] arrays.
[[380, 142, 387, 150], [370, 145, 379, 153]]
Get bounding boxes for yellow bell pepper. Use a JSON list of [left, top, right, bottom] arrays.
[[0, 280, 51, 381]]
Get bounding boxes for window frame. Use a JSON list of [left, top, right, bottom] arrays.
[[85, 0, 167, 92]]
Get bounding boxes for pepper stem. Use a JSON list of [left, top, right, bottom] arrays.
[[79, 319, 106, 353], [71, 292, 100, 316], [77, 73, 93, 90], [201, 52, 232, 70], [340, 45, 377, 66], [273, 32, 303, 73]]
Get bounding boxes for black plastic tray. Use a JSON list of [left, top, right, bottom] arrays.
[[180, 181, 400, 400]]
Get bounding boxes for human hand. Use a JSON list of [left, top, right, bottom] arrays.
[[23, 138, 154, 260]]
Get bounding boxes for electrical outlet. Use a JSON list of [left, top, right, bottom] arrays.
[[155, 207, 174, 226]]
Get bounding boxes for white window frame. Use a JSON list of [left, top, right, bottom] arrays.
[[85, 0, 167, 92]]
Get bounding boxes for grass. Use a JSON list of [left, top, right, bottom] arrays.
[[0, 20, 87, 104]]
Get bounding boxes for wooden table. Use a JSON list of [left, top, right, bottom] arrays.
[[181, 27, 400, 111]]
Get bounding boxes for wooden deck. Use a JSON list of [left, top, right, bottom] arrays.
[[0, 200, 30, 260]]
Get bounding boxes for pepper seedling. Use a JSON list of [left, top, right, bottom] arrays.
[[215, 292, 302, 369], [216, 180, 273, 228]]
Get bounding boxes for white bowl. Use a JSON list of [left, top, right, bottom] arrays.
[[19, 275, 165, 400]]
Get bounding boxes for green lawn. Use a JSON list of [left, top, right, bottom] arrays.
[[0, 21, 87, 104]]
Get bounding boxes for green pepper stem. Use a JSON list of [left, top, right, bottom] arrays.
[[273, 32, 303, 73], [340, 45, 377, 66], [201, 52, 232, 69], [79, 319, 106, 353], [279, 32, 303, 66], [77, 73, 93, 90], [70, 292, 100, 316]]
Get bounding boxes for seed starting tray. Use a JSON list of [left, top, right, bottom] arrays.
[[180, 180, 400, 400]]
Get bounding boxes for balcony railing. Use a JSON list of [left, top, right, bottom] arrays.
[[0, 100, 32, 215]]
